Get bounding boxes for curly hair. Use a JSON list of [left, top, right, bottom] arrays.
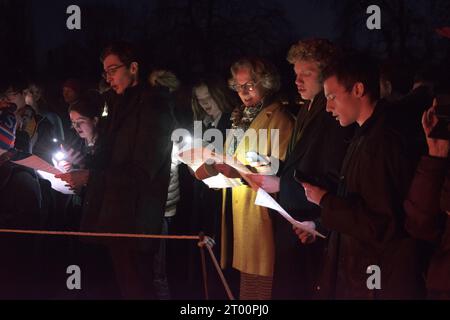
[[287, 38, 338, 73], [229, 57, 281, 95]]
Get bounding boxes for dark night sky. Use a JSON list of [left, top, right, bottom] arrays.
[[7, 0, 449, 82], [28, 0, 447, 58], [29, 0, 336, 63]]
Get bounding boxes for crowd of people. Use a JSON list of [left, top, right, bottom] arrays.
[[0, 37, 449, 300]]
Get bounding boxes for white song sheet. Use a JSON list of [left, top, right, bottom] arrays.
[[255, 188, 326, 239]]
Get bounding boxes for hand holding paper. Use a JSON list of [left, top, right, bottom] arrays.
[[254, 188, 325, 239], [11, 153, 75, 195]]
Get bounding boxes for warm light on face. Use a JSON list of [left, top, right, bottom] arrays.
[[293, 60, 322, 101]]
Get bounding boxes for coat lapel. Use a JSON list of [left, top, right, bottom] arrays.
[[284, 93, 326, 171]]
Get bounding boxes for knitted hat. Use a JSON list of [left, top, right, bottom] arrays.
[[0, 103, 17, 150]]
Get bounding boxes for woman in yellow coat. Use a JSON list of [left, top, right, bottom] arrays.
[[217, 57, 294, 300]]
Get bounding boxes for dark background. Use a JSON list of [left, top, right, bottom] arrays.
[[1, 0, 450, 98]]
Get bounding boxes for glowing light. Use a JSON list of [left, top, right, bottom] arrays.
[[53, 151, 66, 161], [102, 104, 109, 117]]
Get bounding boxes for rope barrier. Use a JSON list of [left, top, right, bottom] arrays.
[[0, 228, 235, 300], [0, 229, 200, 240]]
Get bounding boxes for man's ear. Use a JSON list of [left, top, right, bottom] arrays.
[[386, 81, 392, 96], [130, 62, 139, 75], [353, 82, 365, 98]]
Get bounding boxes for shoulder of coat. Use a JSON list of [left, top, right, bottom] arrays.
[[263, 101, 294, 122]]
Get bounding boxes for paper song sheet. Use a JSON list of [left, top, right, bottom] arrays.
[[255, 188, 326, 239], [176, 146, 252, 188], [12, 154, 74, 195], [37, 170, 74, 195], [13, 155, 61, 175], [202, 174, 244, 189]]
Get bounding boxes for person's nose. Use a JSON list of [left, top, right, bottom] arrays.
[[295, 74, 304, 86], [106, 73, 114, 84], [326, 100, 334, 113]]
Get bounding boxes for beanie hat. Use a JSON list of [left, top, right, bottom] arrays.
[[0, 104, 17, 150]]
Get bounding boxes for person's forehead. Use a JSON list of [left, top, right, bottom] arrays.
[[195, 85, 211, 99], [294, 60, 319, 72], [103, 54, 123, 69], [324, 76, 340, 88], [235, 68, 254, 83], [70, 111, 89, 119]]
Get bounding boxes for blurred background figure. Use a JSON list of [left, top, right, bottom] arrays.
[[0, 74, 56, 163], [0, 105, 43, 299], [404, 100, 450, 300], [25, 82, 65, 144], [148, 69, 181, 300]]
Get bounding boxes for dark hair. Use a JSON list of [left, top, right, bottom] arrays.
[[68, 92, 103, 120], [192, 76, 237, 121], [380, 59, 413, 96], [0, 71, 28, 94], [323, 53, 380, 102], [100, 41, 139, 67]]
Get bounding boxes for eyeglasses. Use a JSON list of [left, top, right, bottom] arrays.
[[102, 64, 126, 79], [229, 81, 260, 93]]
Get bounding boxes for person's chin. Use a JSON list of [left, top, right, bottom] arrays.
[[339, 119, 351, 127], [112, 86, 123, 94], [299, 93, 311, 101]]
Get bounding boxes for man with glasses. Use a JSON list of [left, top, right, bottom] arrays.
[[57, 41, 175, 299]]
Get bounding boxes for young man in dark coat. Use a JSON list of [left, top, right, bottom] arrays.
[[300, 53, 425, 299], [57, 42, 174, 299]]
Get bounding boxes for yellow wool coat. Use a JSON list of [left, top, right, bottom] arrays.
[[221, 101, 294, 277]]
